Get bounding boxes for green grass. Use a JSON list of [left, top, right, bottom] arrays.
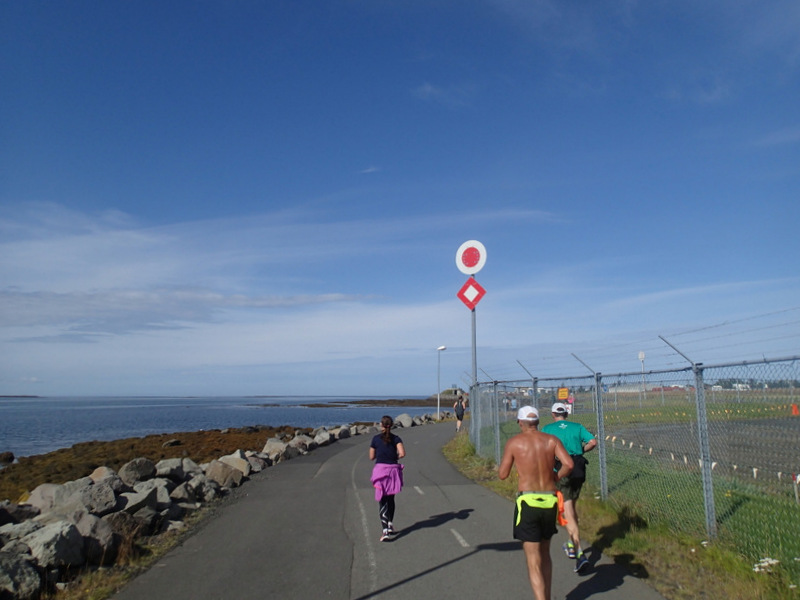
[[595, 448, 800, 582]]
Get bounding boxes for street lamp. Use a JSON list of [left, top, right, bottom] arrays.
[[437, 346, 447, 420]]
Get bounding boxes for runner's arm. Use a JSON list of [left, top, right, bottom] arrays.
[[581, 426, 597, 452], [498, 439, 515, 480]]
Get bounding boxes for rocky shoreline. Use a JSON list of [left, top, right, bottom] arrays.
[[0, 410, 453, 599]]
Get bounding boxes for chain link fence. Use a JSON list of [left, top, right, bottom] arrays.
[[468, 355, 800, 583]]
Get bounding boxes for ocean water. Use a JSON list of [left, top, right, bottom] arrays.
[[0, 396, 433, 459]]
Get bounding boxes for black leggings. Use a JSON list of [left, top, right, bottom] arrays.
[[378, 494, 396, 529]]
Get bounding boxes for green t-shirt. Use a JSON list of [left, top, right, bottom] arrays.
[[541, 420, 595, 456]]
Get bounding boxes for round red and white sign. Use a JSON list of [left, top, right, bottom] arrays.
[[456, 240, 486, 275]]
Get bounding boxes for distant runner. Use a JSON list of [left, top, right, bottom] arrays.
[[542, 402, 597, 573], [453, 395, 467, 433], [370, 415, 405, 541], [499, 406, 573, 600]]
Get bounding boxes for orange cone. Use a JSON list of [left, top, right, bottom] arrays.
[[792, 403, 799, 417]]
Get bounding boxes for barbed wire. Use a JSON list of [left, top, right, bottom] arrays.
[[478, 306, 800, 382]]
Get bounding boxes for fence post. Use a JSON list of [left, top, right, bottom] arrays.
[[492, 381, 501, 464], [595, 372, 608, 501], [694, 363, 718, 539], [469, 383, 480, 456]]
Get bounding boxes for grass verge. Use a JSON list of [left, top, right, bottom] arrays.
[[442, 431, 799, 600]]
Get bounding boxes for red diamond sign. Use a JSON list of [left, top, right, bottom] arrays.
[[457, 278, 486, 310]]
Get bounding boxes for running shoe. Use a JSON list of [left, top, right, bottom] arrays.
[[380, 530, 390, 542], [574, 553, 589, 573], [563, 542, 576, 559], [387, 523, 396, 535]]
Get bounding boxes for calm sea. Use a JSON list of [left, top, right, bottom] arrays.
[[0, 396, 433, 459]]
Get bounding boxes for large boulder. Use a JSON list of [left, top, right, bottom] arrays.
[[159, 503, 185, 523], [27, 483, 70, 514], [20, 520, 84, 568], [118, 458, 156, 487], [287, 434, 316, 453], [187, 475, 220, 503], [75, 482, 118, 517], [29, 479, 99, 522], [0, 502, 39, 527], [0, 551, 41, 600], [118, 487, 158, 515], [245, 453, 269, 473], [262, 438, 287, 459], [102, 511, 141, 542], [313, 429, 333, 447], [278, 445, 302, 462], [0, 521, 41, 548], [133, 479, 174, 511], [182, 458, 204, 479], [394, 414, 414, 428], [155, 458, 186, 482], [218, 451, 251, 478], [169, 482, 197, 505], [130, 506, 160, 536], [74, 513, 117, 565], [88, 466, 128, 493], [262, 438, 302, 463], [331, 426, 351, 440], [354, 424, 375, 436], [204, 460, 243, 489]]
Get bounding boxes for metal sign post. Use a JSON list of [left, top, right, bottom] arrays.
[[456, 241, 486, 386]]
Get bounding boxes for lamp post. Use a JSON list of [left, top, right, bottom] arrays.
[[437, 345, 447, 420]]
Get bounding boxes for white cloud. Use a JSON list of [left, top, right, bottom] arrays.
[[0, 201, 553, 339], [412, 82, 476, 108], [2, 202, 797, 395], [754, 126, 800, 148]]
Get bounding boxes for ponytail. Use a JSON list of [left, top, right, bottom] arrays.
[[380, 415, 393, 444]]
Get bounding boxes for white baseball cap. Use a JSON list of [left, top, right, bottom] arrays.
[[551, 402, 568, 414], [517, 406, 539, 421]]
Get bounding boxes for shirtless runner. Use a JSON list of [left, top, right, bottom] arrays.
[[499, 406, 573, 600]]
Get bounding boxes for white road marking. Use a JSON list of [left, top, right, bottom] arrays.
[[351, 458, 378, 591], [414, 486, 425, 495], [450, 528, 470, 547]]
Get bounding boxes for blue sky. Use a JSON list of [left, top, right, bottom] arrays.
[[2, 1, 799, 397]]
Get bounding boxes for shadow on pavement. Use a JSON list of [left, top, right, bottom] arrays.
[[392, 508, 473, 540], [353, 537, 519, 599], [565, 550, 650, 600]]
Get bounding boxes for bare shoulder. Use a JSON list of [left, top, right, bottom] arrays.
[[505, 432, 523, 447], [546, 432, 564, 446], [504, 432, 527, 451]]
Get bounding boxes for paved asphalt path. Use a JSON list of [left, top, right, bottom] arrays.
[[114, 422, 665, 600]]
